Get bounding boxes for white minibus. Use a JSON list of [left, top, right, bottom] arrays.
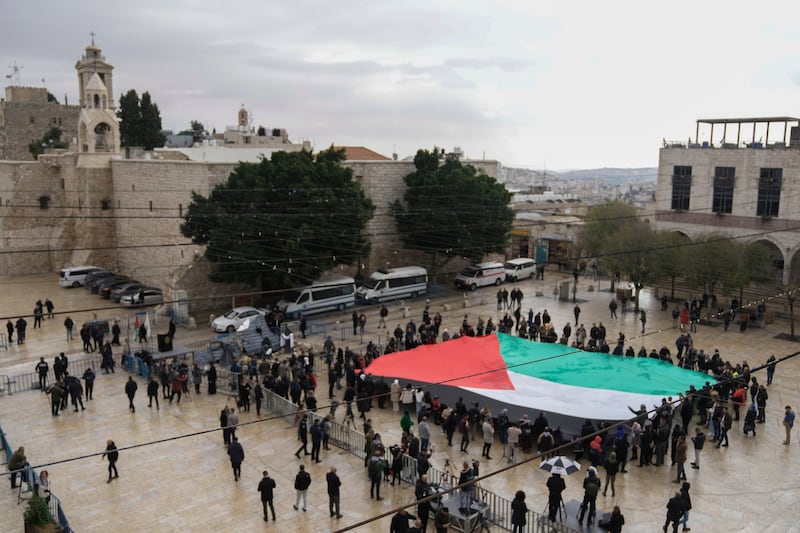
[[356, 266, 428, 303], [504, 258, 537, 281], [277, 277, 356, 318], [59, 265, 102, 288]]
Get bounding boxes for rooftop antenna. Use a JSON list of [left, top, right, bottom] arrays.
[[6, 60, 23, 86]]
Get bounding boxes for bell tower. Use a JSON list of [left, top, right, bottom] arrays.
[[75, 36, 120, 153]]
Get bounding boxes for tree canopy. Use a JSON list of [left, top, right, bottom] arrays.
[[180, 147, 375, 290], [28, 127, 68, 159], [116, 89, 166, 150], [391, 148, 514, 269]]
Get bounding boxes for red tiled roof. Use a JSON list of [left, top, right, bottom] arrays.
[[333, 146, 392, 161]]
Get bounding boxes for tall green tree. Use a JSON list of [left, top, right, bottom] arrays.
[[652, 231, 688, 298], [579, 200, 639, 290], [603, 221, 660, 311], [725, 241, 773, 302], [683, 234, 737, 294], [116, 89, 166, 149], [180, 147, 375, 289], [28, 127, 68, 159], [391, 148, 514, 270]]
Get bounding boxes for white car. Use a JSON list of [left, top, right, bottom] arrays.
[[212, 306, 266, 333]]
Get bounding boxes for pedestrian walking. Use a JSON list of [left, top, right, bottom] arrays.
[[663, 490, 686, 533], [679, 481, 692, 532], [310, 419, 323, 463], [293, 464, 311, 511], [124, 376, 138, 413], [690, 427, 705, 469], [258, 470, 277, 522], [603, 451, 619, 497], [326, 466, 343, 518], [640, 309, 647, 333], [227, 437, 245, 481], [102, 440, 119, 483], [147, 376, 159, 409], [295, 413, 310, 458]]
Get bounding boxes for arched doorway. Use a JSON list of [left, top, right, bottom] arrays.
[[751, 239, 784, 286]]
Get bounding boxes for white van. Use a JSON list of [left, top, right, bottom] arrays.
[[277, 277, 356, 319], [454, 261, 505, 291], [504, 258, 537, 282], [356, 266, 428, 303], [59, 265, 102, 288]]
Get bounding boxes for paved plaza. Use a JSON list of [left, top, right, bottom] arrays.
[[1, 272, 800, 532]]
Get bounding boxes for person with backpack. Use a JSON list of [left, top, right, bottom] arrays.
[[292, 464, 311, 511], [368, 450, 386, 500], [578, 467, 601, 526]]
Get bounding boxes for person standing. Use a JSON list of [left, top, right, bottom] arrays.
[[295, 413, 310, 458], [716, 407, 731, 448], [415, 474, 432, 532], [326, 466, 343, 518], [221, 406, 231, 446], [111, 321, 121, 346], [227, 437, 245, 481], [419, 416, 432, 452], [191, 364, 202, 395], [47, 381, 64, 416], [102, 440, 119, 483], [258, 470, 277, 522], [6, 319, 14, 344], [124, 376, 138, 413], [310, 419, 323, 463], [207, 362, 218, 394], [293, 464, 311, 511], [510, 490, 527, 533], [147, 376, 159, 409], [481, 418, 494, 459], [663, 490, 686, 533], [457, 461, 475, 513], [766, 354, 777, 385], [351, 311, 359, 335], [434, 507, 450, 533], [690, 427, 705, 469], [227, 407, 239, 442], [253, 382, 264, 416], [35, 358, 49, 391], [673, 436, 688, 483], [546, 473, 566, 522], [608, 505, 625, 533], [783, 405, 796, 445], [368, 450, 387, 500], [15, 317, 27, 344], [379, 305, 388, 329], [82, 367, 95, 400], [578, 467, 601, 526], [603, 451, 619, 497], [639, 309, 647, 333]]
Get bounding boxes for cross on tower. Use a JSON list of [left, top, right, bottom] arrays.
[[90, 32, 96, 45]]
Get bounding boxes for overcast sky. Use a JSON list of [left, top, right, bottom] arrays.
[[3, 0, 799, 169]]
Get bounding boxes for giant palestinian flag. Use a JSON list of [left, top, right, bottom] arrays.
[[367, 333, 709, 422]]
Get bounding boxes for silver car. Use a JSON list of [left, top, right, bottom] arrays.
[[120, 288, 164, 307]]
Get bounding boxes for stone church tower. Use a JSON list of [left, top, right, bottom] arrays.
[[75, 39, 120, 153]]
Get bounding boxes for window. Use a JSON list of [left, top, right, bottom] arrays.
[[712, 167, 735, 214], [671, 166, 692, 211], [756, 168, 782, 217]]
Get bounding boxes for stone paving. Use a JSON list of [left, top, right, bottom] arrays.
[[1, 272, 800, 532]]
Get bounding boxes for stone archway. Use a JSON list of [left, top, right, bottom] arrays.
[[751, 239, 785, 286]]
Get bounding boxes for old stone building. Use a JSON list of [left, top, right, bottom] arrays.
[[0, 40, 502, 316], [0, 86, 80, 161]]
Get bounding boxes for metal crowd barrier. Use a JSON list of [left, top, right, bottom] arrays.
[[0, 421, 73, 532], [0, 355, 102, 395]]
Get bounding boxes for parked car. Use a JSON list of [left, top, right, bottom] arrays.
[[120, 288, 164, 307], [85, 270, 116, 290], [110, 282, 148, 303], [92, 275, 132, 295], [211, 306, 266, 333], [100, 279, 140, 299]]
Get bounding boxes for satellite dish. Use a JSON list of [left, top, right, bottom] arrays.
[[236, 318, 250, 332]]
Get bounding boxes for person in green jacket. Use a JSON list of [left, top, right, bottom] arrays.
[[9, 446, 28, 488], [400, 410, 414, 434]]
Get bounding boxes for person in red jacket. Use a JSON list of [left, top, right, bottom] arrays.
[[731, 385, 746, 421]]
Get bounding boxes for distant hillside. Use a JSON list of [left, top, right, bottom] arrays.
[[498, 165, 657, 190], [556, 168, 657, 185]]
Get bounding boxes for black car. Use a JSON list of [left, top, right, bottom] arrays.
[[92, 275, 131, 294], [85, 270, 116, 290], [100, 279, 141, 299]]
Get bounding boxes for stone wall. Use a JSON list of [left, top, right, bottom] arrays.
[[0, 90, 80, 160], [345, 159, 500, 277]]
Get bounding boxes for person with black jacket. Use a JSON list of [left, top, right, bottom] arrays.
[[258, 470, 277, 521], [663, 490, 686, 533], [325, 466, 342, 519], [102, 440, 119, 483]]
